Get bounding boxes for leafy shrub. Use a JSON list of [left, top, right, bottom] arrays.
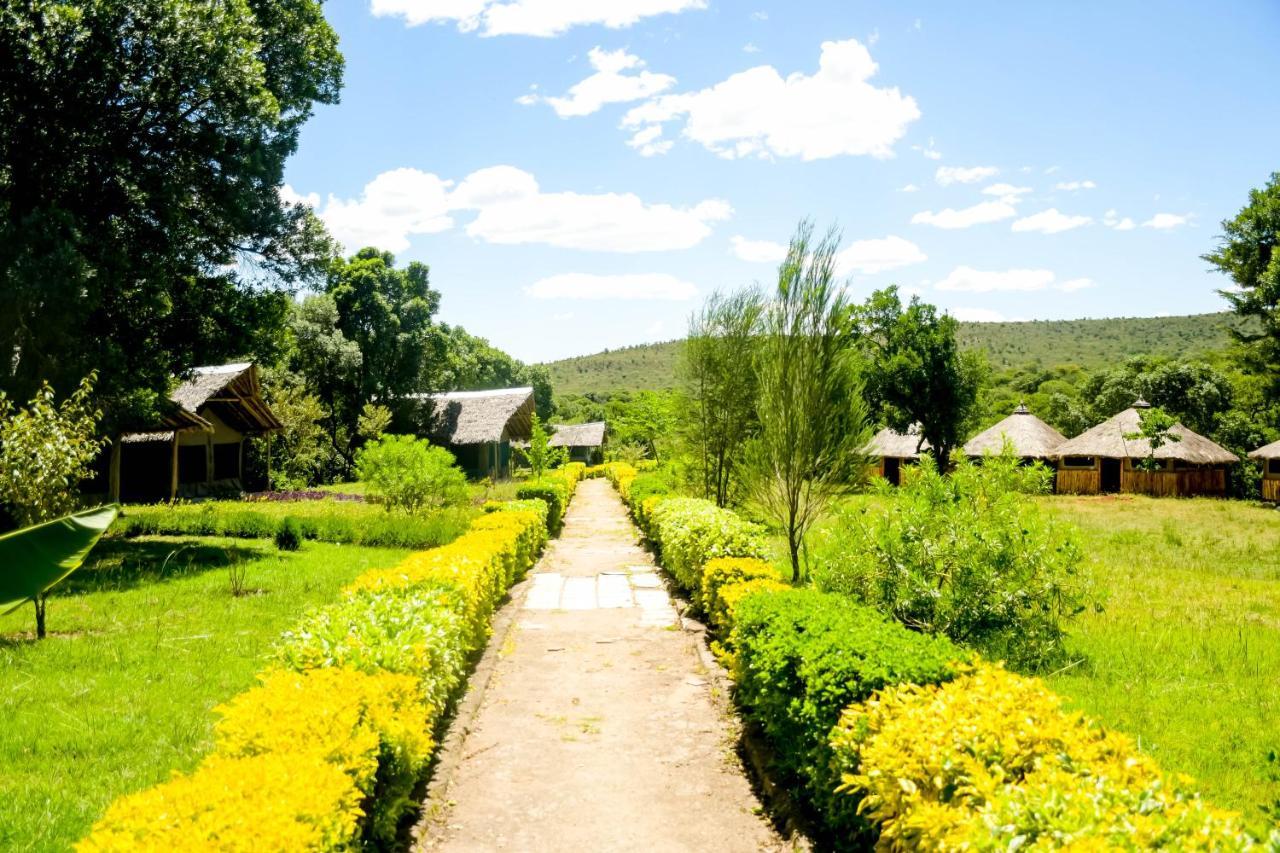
[[214, 667, 432, 847], [275, 516, 303, 551], [644, 497, 767, 601], [354, 434, 467, 513], [811, 451, 1087, 670], [115, 500, 474, 550], [730, 588, 959, 836], [275, 586, 469, 713], [516, 478, 569, 533], [76, 753, 362, 852], [830, 662, 1269, 850], [700, 557, 785, 632]]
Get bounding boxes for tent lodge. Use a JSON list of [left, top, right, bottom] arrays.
[[963, 404, 1066, 464], [1248, 439, 1280, 502], [549, 421, 607, 464], [865, 425, 929, 486], [418, 387, 535, 479]]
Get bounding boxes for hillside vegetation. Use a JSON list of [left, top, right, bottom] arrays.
[[544, 312, 1240, 395]]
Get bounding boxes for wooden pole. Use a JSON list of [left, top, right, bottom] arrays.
[[108, 438, 122, 503], [170, 434, 179, 502], [266, 432, 273, 488]]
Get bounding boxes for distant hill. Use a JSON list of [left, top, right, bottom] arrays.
[[544, 312, 1242, 396]]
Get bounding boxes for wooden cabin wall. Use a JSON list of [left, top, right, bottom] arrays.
[[1261, 478, 1280, 502], [1056, 468, 1099, 494], [1121, 468, 1226, 497]]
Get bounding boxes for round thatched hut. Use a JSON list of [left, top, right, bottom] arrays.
[[964, 404, 1066, 462], [865, 424, 929, 486], [1248, 439, 1280, 502], [1051, 399, 1236, 496]]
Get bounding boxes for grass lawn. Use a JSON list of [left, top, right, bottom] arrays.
[[0, 535, 411, 852], [1042, 496, 1280, 825]]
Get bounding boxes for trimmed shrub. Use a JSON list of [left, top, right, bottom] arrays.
[[75, 753, 362, 852], [644, 497, 767, 602], [274, 516, 303, 551], [730, 588, 959, 836], [830, 663, 1267, 850], [214, 667, 432, 847], [516, 478, 569, 533], [700, 557, 785, 632]]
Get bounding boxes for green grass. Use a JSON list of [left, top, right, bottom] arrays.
[[0, 536, 411, 852], [767, 493, 1280, 825], [1041, 496, 1280, 825]]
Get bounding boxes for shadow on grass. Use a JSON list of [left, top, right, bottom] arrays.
[[57, 538, 265, 596]]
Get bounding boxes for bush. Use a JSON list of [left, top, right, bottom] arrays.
[[811, 451, 1087, 670], [75, 753, 362, 852], [355, 434, 468, 513], [830, 662, 1268, 850], [214, 667, 432, 847], [516, 478, 569, 533], [274, 516, 302, 551], [115, 500, 474, 550], [700, 557, 785, 632], [643, 497, 767, 602], [730, 588, 959, 836]]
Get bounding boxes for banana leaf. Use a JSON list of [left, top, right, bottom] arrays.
[[0, 505, 119, 615]]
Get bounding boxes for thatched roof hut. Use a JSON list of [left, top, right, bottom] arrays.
[[550, 421, 607, 463], [1250, 439, 1280, 501], [112, 363, 281, 501], [417, 387, 535, 478], [865, 425, 928, 486], [964, 404, 1065, 460], [1052, 399, 1235, 496]]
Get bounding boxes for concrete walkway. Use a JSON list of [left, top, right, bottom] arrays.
[[417, 479, 784, 852]]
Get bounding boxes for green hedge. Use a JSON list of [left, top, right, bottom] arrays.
[[515, 479, 569, 533], [113, 502, 474, 550], [730, 588, 959, 840], [643, 497, 767, 605]]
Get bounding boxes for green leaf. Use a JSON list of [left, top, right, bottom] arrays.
[[0, 505, 118, 614]]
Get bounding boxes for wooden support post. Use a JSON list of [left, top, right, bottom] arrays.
[[206, 436, 214, 485], [170, 434, 179, 502], [109, 438, 122, 503], [266, 432, 273, 488]]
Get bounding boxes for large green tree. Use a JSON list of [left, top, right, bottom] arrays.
[[0, 0, 342, 430], [852, 286, 986, 465], [442, 326, 554, 420], [1205, 173, 1280, 406]]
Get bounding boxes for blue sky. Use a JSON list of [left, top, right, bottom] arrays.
[[283, 0, 1280, 363]]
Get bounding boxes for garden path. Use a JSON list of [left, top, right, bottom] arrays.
[[415, 478, 785, 852]]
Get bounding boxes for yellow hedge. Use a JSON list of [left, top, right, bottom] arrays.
[[76, 753, 362, 852], [831, 663, 1265, 851]]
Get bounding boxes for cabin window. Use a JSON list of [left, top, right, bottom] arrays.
[[1269, 459, 1280, 476], [213, 442, 241, 480], [1061, 456, 1095, 468], [178, 444, 207, 484]]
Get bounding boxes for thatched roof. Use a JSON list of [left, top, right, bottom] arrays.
[[121, 363, 281, 441], [1248, 439, 1280, 461], [1052, 401, 1236, 464], [549, 421, 606, 448], [865, 424, 929, 459], [964, 404, 1066, 459], [419, 387, 535, 445]]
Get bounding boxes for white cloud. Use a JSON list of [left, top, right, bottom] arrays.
[[621, 38, 920, 160], [280, 184, 320, 209], [625, 124, 675, 157], [751, 10, 768, 20], [1103, 209, 1136, 231], [535, 47, 675, 117], [1142, 212, 1190, 230], [936, 265, 1095, 293], [911, 200, 1016, 229], [911, 137, 941, 160], [949, 307, 1005, 322], [309, 164, 731, 253], [1054, 179, 1097, 191], [836, 236, 926, 274], [935, 165, 998, 186], [981, 182, 1031, 200], [867, 28, 880, 46], [372, 0, 707, 37], [742, 42, 760, 53], [730, 235, 787, 263], [898, 183, 920, 192], [1011, 208, 1092, 234], [1044, 165, 1061, 174], [525, 272, 697, 300]]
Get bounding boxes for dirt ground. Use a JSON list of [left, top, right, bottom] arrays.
[[415, 479, 786, 852]]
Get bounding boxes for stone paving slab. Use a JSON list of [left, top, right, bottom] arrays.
[[417, 479, 783, 852]]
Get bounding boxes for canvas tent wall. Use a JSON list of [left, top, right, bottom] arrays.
[[864, 425, 928, 486], [549, 421, 607, 464], [1051, 400, 1236, 497], [111, 363, 282, 501], [417, 387, 535, 479], [1249, 439, 1280, 502]]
